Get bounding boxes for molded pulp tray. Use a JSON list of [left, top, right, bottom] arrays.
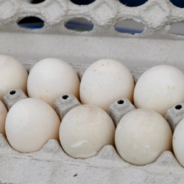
[[1, 0, 184, 183]]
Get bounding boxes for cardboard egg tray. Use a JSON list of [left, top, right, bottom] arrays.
[[1, 0, 184, 183]]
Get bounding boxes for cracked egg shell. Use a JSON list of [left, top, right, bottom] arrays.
[[59, 104, 115, 158]]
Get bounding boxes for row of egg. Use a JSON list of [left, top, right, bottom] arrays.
[[0, 55, 183, 167], [1, 55, 183, 116]]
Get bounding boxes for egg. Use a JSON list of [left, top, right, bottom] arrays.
[[115, 109, 172, 166], [173, 119, 184, 167], [134, 65, 184, 116], [59, 104, 115, 158], [80, 59, 134, 112], [0, 55, 28, 100], [0, 101, 7, 136], [27, 58, 80, 108], [5, 98, 60, 153]]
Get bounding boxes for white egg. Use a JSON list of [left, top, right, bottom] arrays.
[[80, 59, 134, 112], [5, 98, 60, 153], [115, 109, 172, 166], [27, 58, 80, 108], [173, 119, 184, 167], [59, 104, 115, 158], [0, 101, 7, 136], [134, 65, 184, 116], [0, 55, 28, 100]]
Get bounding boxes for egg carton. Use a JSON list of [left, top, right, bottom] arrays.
[[1, 0, 184, 183], [0, 89, 183, 184]]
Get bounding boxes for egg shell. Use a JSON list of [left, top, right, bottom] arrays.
[[134, 65, 184, 116], [5, 98, 60, 153], [0, 55, 28, 100], [0, 101, 7, 136], [115, 108, 172, 166], [173, 119, 184, 167], [27, 58, 80, 108], [59, 104, 115, 158], [80, 59, 134, 112]]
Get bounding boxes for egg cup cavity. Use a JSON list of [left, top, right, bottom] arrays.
[[3, 89, 28, 110], [165, 104, 184, 132], [109, 98, 135, 127], [54, 93, 81, 119]]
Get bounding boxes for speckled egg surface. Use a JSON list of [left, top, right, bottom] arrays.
[[80, 59, 134, 112]]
